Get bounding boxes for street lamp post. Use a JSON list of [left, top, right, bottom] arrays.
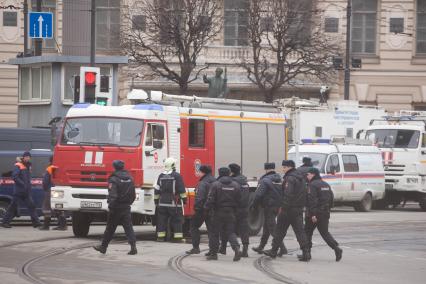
[[344, 0, 352, 100]]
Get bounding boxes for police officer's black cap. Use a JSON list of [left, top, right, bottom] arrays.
[[228, 163, 241, 174], [264, 162, 275, 170], [307, 167, 320, 175], [218, 167, 231, 177], [199, 165, 212, 174], [302, 157, 312, 164], [23, 151, 31, 157], [113, 160, 125, 170], [282, 160, 295, 168]]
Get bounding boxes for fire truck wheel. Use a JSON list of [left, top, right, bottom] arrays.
[[248, 206, 264, 236], [419, 198, 426, 211], [131, 214, 143, 225], [72, 212, 91, 237], [0, 201, 9, 219], [354, 193, 373, 212]]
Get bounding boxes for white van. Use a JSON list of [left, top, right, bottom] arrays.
[[288, 138, 385, 212]]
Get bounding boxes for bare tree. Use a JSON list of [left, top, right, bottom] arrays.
[[122, 0, 222, 94], [241, 0, 341, 103]]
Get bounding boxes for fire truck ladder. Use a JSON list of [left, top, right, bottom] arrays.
[[128, 90, 281, 113]]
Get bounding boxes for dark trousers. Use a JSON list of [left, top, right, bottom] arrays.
[[305, 212, 338, 250], [101, 207, 136, 247], [156, 206, 183, 239], [260, 207, 286, 250], [210, 208, 240, 253], [272, 208, 308, 251], [190, 210, 210, 249], [221, 209, 249, 246], [2, 193, 39, 225]]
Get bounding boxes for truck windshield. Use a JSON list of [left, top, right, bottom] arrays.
[[61, 117, 144, 147], [287, 152, 327, 172], [366, 129, 420, 149]]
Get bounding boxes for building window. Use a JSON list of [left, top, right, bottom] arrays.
[[96, 0, 120, 50], [224, 0, 249, 46], [342, 155, 359, 172], [346, 128, 353, 138], [390, 18, 404, 34], [3, 11, 17, 27], [325, 17, 339, 33], [315, 126, 322, 137], [20, 66, 52, 102], [189, 119, 205, 148], [417, 0, 426, 54], [31, 0, 56, 49], [132, 15, 146, 31], [351, 0, 378, 54]]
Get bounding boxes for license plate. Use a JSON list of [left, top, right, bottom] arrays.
[[385, 184, 393, 190], [81, 201, 102, 208]]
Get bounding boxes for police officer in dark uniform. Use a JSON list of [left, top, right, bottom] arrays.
[[204, 167, 242, 261], [94, 160, 137, 255], [2, 151, 41, 228], [219, 163, 250, 257], [297, 157, 313, 177], [251, 163, 287, 256], [154, 157, 187, 242], [264, 160, 310, 261], [186, 165, 216, 254], [299, 167, 343, 261]]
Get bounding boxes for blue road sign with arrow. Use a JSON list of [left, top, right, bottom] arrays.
[[29, 12, 53, 39]]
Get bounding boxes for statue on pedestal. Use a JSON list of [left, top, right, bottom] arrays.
[[203, 67, 228, 98]]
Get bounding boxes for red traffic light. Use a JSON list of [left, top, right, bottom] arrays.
[[85, 72, 96, 85]]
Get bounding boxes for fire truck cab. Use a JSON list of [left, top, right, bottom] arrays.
[[51, 94, 287, 237], [364, 112, 426, 211]]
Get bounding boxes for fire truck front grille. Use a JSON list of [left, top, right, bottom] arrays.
[[79, 171, 108, 183], [72, 194, 108, 199]]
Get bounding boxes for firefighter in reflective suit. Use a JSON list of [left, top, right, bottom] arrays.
[[154, 157, 187, 242]]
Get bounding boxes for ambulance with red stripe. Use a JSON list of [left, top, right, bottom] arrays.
[[51, 94, 287, 237], [288, 137, 385, 212], [365, 112, 426, 211]]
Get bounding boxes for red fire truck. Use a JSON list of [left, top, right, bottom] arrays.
[[51, 94, 287, 237]]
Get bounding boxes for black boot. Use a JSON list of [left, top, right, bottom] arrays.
[[241, 244, 249, 257], [53, 215, 68, 231], [39, 216, 51, 231], [298, 249, 311, 262], [204, 250, 213, 256], [186, 247, 201, 254], [219, 244, 227, 255], [335, 247, 343, 262], [128, 242, 137, 255], [252, 244, 265, 254], [93, 245, 107, 254], [206, 253, 218, 260], [277, 244, 288, 257], [263, 248, 278, 259], [233, 247, 241, 262], [297, 248, 310, 260]]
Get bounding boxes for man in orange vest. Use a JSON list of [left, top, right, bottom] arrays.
[[1, 151, 41, 228]]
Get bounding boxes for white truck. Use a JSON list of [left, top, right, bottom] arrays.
[[280, 98, 387, 143], [364, 111, 426, 211]]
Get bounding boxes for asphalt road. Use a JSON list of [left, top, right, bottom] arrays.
[[0, 206, 425, 284]]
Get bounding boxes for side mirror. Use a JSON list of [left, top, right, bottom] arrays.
[[153, 140, 163, 149], [67, 128, 80, 139]]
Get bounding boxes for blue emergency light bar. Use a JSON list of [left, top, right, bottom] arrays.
[[301, 139, 331, 144]]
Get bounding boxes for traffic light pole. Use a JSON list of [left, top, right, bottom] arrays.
[[23, 0, 28, 56], [344, 0, 352, 100], [90, 0, 96, 67]]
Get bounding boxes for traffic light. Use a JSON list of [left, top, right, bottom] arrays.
[[79, 67, 100, 104], [84, 71, 97, 103]]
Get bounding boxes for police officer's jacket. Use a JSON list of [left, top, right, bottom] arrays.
[[154, 171, 187, 207], [232, 174, 250, 210], [107, 170, 136, 209], [252, 171, 283, 209], [204, 176, 241, 210], [297, 165, 311, 177], [12, 159, 32, 196], [282, 168, 306, 210], [306, 176, 334, 216], [194, 174, 216, 211]]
